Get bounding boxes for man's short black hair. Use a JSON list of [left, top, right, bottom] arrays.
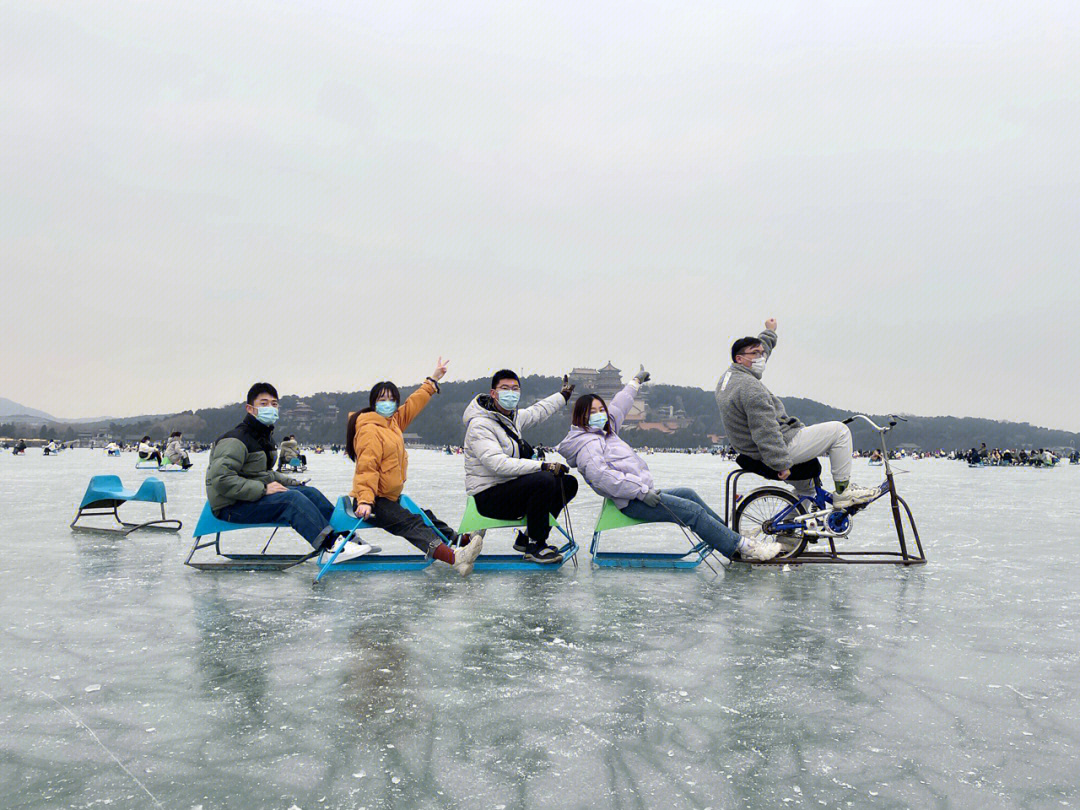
[[491, 369, 520, 388], [246, 382, 279, 404], [731, 337, 763, 362]]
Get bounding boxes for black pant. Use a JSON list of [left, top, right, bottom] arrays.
[[368, 497, 458, 556], [474, 471, 578, 543], [140, 450, 162, 463]]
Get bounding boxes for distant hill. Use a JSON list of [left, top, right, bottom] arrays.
[[4, 380, 1077, 452], [0, 397, 148, 427], [0, 397, 55, 422]]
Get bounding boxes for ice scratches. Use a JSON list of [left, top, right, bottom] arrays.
[[35, 687, 165, 809]]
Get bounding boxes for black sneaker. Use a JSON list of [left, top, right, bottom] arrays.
[[512, 532, 531, 554], [523, 544, 563, 564]]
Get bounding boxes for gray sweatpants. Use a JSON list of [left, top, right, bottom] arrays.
[[786, 421, 853, 493]]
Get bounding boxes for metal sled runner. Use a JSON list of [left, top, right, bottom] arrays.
[[184, 502, 319, 571], [589, 498, 713, 569], [136, 461, 189, 472], [724, 414, 927, 566], [71, 475, 182, 535]]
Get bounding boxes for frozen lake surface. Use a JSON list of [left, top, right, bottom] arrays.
[[1, 448, 1078, 809]]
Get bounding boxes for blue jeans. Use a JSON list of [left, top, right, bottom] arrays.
[[619, 487, 741, 558], [216, 485, 335, 549]]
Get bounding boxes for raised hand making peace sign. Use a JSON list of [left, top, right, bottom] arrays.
[[431, 356, 449, 382]]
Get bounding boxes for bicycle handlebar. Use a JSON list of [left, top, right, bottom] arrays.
[[842, 414, 905, 432]]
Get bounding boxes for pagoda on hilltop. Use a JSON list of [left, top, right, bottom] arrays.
[[288, 400, 316, 432], [568, 362, 648, 426], [569, 361, 626, 400], [596, 362, 624, 400]]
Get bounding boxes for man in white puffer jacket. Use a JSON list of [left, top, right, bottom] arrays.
[[462, 370, 578, 564]]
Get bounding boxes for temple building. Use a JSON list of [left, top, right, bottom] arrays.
[[568, 362, 648, 426], [287, 400, 316, 432], [568, 361, 626, 401]]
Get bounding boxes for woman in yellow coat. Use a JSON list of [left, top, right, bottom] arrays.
[[346, 357, 482, 576]]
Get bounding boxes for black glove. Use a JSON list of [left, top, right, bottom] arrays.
[[560, 374, 575, 401], [642, 489, 661, 507], [633, 364, 651, 385], [542, 462, 569, 476]]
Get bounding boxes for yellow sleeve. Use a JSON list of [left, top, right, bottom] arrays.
[[394, 380, 436, 431]]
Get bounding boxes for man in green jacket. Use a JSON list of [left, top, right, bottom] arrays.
[[206, 382, 370, 562]]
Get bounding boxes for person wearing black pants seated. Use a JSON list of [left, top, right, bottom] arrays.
[[138, 436, 163, 465], [346, 358, 482, 576], [463, 369, 578, 563], [164, 431, 193, 469]]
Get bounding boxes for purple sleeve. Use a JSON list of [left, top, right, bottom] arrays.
[[608, 383, 638, 433]]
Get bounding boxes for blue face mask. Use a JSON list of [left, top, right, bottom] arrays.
[[375, 400, 398, 418], [497, 390, 521, 411], [255, 406, 279, 426], [588, 412, 608, 430]]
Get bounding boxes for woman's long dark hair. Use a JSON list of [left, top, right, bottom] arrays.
[[571, 393, 613, 435], [345, 382, 401, 461], [345, 411, 361, 461]]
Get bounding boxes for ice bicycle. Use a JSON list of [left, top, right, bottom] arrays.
[[724, 415, 926, 565]]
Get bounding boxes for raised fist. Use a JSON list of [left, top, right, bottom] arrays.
[[560, 375, 575, 401]]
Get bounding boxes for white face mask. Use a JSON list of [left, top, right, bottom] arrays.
[[751, 356, 767, 374], [497, 390, 521, 410], [255, 405, 279, 425]]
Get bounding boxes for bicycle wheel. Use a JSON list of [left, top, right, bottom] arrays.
[[732, 486, 807, 559]]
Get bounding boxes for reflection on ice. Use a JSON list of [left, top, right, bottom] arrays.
[[0, 449, 1077, 808]]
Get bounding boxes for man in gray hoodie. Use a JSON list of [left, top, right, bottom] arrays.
[[462, 370, 578, 563], [715, 319, 877, 508]]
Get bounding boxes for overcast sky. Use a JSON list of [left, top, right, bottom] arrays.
[[3, 1, 1079, 429]]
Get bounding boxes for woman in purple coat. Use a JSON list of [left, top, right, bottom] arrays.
[[557, 367, 780, 562]]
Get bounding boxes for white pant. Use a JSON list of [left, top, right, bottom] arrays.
[[786, 421, 852, 492]]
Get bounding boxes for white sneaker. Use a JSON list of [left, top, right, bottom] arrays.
[[328, 540, 375, 563], [452, 534, 483, 577], [738, 536, 782, 562], [832, 482, 879, 508]]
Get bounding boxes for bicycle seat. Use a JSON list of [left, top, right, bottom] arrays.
[[735, 454, 822, 482]]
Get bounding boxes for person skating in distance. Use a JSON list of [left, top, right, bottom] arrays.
[[138, 436, 162, 465], [164, 431, 193, 469], [716, 318, 877, 508], [277, 435, 306, 471], [462, 370, 579, 564], [559, 365, 781, 562]]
